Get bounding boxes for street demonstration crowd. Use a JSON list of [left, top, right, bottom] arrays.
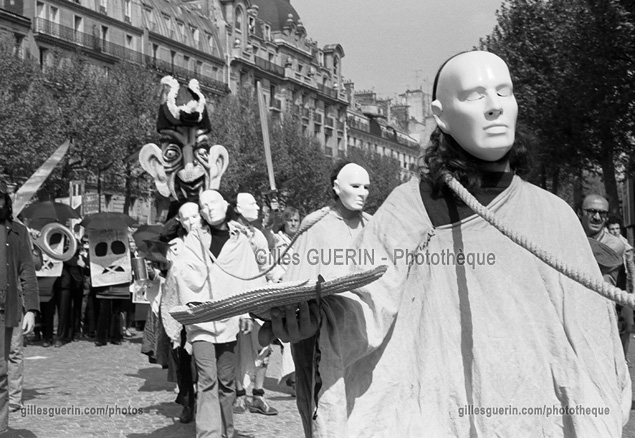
[[14, 190, 303, 438], [3, 51, 635, 438]]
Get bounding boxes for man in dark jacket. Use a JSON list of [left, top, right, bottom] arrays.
[[0, 178, 39, 434]]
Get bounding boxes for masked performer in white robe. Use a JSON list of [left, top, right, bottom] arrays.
[[263, 51, 631, 437]]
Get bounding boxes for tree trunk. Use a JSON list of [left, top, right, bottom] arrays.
[[600, 146, 620, 215], [540, 164, 547, 190], [123, 161, 132, 215], [573, 168, 584, 212], [551, 166, 560, 195]]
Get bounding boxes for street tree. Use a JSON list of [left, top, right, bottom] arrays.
[[480, 0, 635, 210], [347, 146, 402, 215], [209, 87, 332, 215], [0, 36, 61, 188]]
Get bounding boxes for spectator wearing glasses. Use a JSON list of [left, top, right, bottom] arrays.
[[580, 194, 633, 359], [580, 194, 623, 281]]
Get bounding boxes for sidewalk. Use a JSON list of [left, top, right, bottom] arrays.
[[5, 331, 302, 438]]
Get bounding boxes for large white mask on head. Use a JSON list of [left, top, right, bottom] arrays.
[[178, 202, 203, 234], [88, 229, 132, 287], [236, 193, 259, 222], [432, 51, 518, 162], [333, 163, 370, 212], [199, 190, 228, 226]]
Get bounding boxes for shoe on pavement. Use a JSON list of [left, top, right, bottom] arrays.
[[248, 396, 278, 416], [54, 339, 64, 348], [42, 340, 51, 348], [233, 395, 248, 414], [179, 406, 194, 424], [285, 379, 296, 398]]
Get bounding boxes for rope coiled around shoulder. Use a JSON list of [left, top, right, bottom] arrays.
[[196, 207, 332, 281], [444, 174, 635, 309]]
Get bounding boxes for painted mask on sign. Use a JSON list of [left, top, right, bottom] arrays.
[[87, 229, 132, 287]]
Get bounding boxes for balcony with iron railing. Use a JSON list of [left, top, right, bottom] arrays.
[[144, 56, 227, 94], [254, 56, 284, 76], [33, 18, 144, 63], [33, 18, 228, 94], [317, 82, 338, 99], [347, 116, 371, 132]]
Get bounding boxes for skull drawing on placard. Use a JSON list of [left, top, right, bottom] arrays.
[[87, 229, 132, 287]]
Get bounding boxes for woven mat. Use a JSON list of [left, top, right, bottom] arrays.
[[169, 265, 388, 324]]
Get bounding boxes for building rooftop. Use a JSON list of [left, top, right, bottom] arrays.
[[251, 0, 300, 31]]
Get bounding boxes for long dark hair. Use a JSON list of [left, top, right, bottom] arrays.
[[421, 126, 533, 195]]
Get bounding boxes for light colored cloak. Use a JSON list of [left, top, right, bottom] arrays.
[[311, 176, 630, 438]]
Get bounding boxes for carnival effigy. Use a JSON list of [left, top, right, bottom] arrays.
[[139, 76, 228, 203]]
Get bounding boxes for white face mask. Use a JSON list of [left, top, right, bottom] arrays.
[[236, 193, 260, 222], [199, 190, 228, 226], [178, 202, 202, 234], [432, 51, 518, 162], [333, 164, 370, 212]]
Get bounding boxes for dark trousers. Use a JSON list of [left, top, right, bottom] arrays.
[[172, 343, 196, 409], [53, 284, 71, 341], [292, 335, 317, 438], [192, 340, 236, 438], [39, 299, 55, 342], [0, 314, 14, 433], [84, 288, 98, 336], [96, 299, 122, 344], [71, 283, 84, 337], [55, 267, 84, 341]]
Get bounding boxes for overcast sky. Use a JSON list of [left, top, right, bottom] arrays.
[[292, 0, 505, 99]]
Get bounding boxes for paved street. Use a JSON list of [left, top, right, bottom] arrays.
[[5, 330, 302, 438], [3, 329, 635, 437]]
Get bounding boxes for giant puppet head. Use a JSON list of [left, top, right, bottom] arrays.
[[139, 76, 229, 203], [431, 51, 518, 162]]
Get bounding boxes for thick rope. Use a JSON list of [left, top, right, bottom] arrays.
[[195, 207, 331, 281], [444, 175, 635, 309]]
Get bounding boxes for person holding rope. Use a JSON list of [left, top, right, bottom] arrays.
[[261, 51, 630, 437], [262, 159, 371, 436], [172, 191, 264, 438]]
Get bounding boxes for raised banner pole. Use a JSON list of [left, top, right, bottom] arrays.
[[256, 81, 276, 192]]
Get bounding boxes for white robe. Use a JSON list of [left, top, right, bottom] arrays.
[[311, 176, 630, 437]]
